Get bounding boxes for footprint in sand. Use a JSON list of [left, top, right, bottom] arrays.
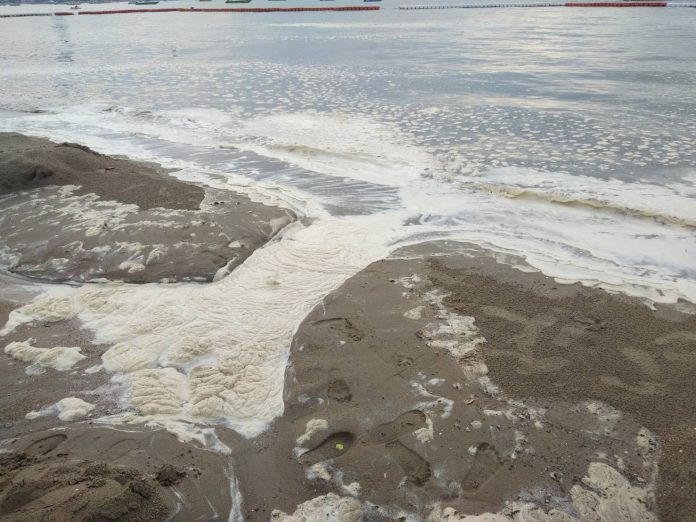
[[298, 432, 355, 465], [363, 410, 432, 487], [395, 354, 414, 367], [101, 438, 140, 461], [386, 440, 431, 487], [311, 317, 364, 342], [23, 434, 67, 456], [571, 314, 608, 332], [461, 442, 503, 492], [360, 410, 427, 446], [298, 410, 432, 487], [327, 368, 352, 403]]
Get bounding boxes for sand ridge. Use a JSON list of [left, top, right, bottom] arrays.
[[0, 133, 295, 284]]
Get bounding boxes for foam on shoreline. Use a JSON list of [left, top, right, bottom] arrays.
[[26, 397, 95, 421], [4, 338, 85, 372], [276, 462, 656, 521], [1, 106, 694, 306], [2, 214, 395, 438], [1, 105, 695, 441]]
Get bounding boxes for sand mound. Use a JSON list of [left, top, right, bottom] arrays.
[[0, 452, 168, 521]]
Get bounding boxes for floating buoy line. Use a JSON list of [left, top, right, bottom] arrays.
[[1, 1, 695, 19], [0, 4, 379, 17], [399, 1, 694, 8]]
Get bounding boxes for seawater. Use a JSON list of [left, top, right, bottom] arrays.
[[0, 3, 695, 438]]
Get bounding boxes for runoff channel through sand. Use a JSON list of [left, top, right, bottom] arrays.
[[1, 106, 695, 455]]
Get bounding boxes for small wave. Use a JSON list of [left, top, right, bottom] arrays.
[[250, 141, 398, 170], [230, 111, 436, 186], [466, 181, 696, 228]]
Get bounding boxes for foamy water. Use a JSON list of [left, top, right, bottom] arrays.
[[1, 5, 695, 443]]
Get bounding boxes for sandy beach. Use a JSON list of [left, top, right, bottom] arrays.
[[270, 243, 696, 521], [1, 136, 695, 520], [3, 0, 696, 516], [0, 133, 294, 284], [0, 133, 294, 520]]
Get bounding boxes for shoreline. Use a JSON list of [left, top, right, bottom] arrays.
[[243, 241, 694, 521], [0, 132, 295, 284], [0, 136, 694, 520], [0, 133, 298, 520]]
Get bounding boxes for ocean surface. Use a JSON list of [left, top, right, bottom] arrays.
[[1, 2, 695, 437]]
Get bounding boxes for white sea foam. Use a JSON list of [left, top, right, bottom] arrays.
[[455, 166, 696, 227], [2, 104, 696, 442], [274, 460, 657, 522], [270, 492, 362, 522], [5, 339, 85, 372], [2, 106, 693, 307], [26, 397, 95, 421], [232, 112, 436, 186], [427, 463, 655, 521], [296, 418, 329, 447], [3, 215, 394, 438]]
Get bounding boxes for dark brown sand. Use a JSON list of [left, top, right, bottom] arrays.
[[3, 239, 694, 520], [0, 301, 13, 333], [0, 132, 202, 210], [427, 249, 696, 522], [0, 426, 235, 521], [232, 242, 695, 521], [0, 133, 294, 283]]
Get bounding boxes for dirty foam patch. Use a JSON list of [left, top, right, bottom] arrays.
[[271, 492, 362, 522], [3, 216, 394, 440], [26, 397, 95, 422], [4, 339, 85, 372]]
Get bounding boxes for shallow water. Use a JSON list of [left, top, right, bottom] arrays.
[[1, 3, 695, 437]]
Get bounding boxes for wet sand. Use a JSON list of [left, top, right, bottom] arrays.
[[0, 132, 203, 210], [0, 132, 294, 283], [0, 426, 236, 521], [1, 137, 695, 520], [0, 134, 289, 520], [234, 242, 695, 521], [2, 240, 695, 521]]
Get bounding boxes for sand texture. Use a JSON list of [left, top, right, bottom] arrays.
[[0, 426, 235, 521], [2, 241, 695, 521], [1, 137, 695, 521], [0, 132, 294, 283], [234, 242, 695, 521]]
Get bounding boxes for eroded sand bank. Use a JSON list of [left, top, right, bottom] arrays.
[[0, 132, 294, 283]]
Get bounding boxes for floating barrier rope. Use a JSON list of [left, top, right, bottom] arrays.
[[399, 3, 561, 7], [2, 2, 694, 18], [0, 5, 379, 17], [398, 1, 688, 7], [76, 5, 379, 14], [0, 12, 52, 17], [565, 2, 666, 6]]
